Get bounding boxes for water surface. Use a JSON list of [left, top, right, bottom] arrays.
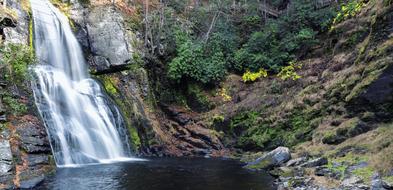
[[37, 158, 276, 190]]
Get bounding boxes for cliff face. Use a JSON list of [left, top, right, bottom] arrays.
[[0, 1, 54, 188], [65, 0, 227, 157], [0, 0, 392, 188]]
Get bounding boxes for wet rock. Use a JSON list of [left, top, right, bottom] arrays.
[[0, 115, 7, 123], [87, 6, 134, 73], [371, 173, 390, 190], [286, 156, 308, 167], [19, 175, 45, 189], [299, 157, 328, 168], [246, 147, 291, 169], [342, 176, 362, 186], [27, 155, 49, 167], [16, 121, 51, 154], [315, 166, 342, 179], [0, 140, 13, 175]]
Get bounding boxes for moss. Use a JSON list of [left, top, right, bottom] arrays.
[[345, 69, 383, 102], [326, 161, 348, 179], [327, 153, 370, 180], [245, 157, 274, 170], [322, 130, 338, 144], [96, 75, 142, 151], [128, 125, 141, 148], [383, 176, 393, 184], [100, 76, 119, 96], [29, 18, 34, 51], [353, 166, 374, 182]]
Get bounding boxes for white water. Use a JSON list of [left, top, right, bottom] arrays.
[[30, 0, 138, 167]]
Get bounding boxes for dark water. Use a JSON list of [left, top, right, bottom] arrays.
[[37, 158, 276, 190]]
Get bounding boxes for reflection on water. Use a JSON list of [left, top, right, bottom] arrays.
[[37, 158, 276, 190]]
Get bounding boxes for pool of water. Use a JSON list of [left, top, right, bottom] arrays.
[[37, 157, 276, 190]]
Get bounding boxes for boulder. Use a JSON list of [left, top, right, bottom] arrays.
[[19, 175, 45, 189], [0, 140, 13, 175], [341, 176, 368, 190], [299, 157, 328, 168], [371, 173, 391, 190], [86, 6, 134, 73], [246, 147, 291, 169], [286, 156, 308, 167]]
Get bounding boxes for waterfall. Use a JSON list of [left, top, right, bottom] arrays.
[[30, 0, 135, 167]]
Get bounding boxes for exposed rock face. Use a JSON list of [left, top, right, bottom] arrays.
[[86, 6, 134, 73], [0, 0, 54, 188], [299, 157, 328, 168], [2, 0, 29, 45], [0, 140, 13, 175], [246, 147, 291, 169], [15, 117, 51, 154]]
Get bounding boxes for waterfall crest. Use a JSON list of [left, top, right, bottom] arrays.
[[30, 0, 135, 167]]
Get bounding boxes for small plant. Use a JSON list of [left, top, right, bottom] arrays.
[[277, 61, 301, 81], [242, 69, 268, 83], [217, 87, 232, 102], [332, 0, 366, 25], [0, 44, 35, 84], [2, 95, 27, 116]]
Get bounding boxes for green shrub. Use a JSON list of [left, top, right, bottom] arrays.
[[277, 61, 302, 80], [2, 95, 27, 116], [0, 44, 35, 84], [332, 0, 366, 25], [242, 69, 268, 83], [168, 31, 227, 84]]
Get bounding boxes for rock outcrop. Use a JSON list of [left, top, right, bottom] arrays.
[[86, 6, 134, 73], [0, 1, 54, 188], [2, 1, 29, 45], [246, 147, 291, 169]]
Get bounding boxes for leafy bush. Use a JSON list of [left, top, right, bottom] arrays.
[[333, 0, 366, 25], [168, 31, 227, 84], [277, 61, 302, 80], [2, 94, 27, 116], [242, 69, 268, 83], [234, 0, 334, 73], [0, 44, 35, 84]]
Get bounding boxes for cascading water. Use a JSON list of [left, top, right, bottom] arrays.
[[30, 0, 136, 167]]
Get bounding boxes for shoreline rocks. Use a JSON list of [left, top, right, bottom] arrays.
[[244, 147, 393, 190]]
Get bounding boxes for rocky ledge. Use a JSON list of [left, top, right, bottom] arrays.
[[244, 147, 393, 190]]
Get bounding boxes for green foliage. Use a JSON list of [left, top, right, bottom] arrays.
[[0, 44, 35, 84], [150, 0, 336, 84], [186, 84, 213, 112], [333, 0, 366, 25], [168, 31, 227, 84], [234, 0, 333, 73], [242, 69, 268, 83], [2, 94, 27, 116], [100, 76, 119, 96], [277, 61, 302, 80], [232, 109, 318, 150]]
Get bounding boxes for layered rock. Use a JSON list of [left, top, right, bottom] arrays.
[[0, 0, 54, 188]]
